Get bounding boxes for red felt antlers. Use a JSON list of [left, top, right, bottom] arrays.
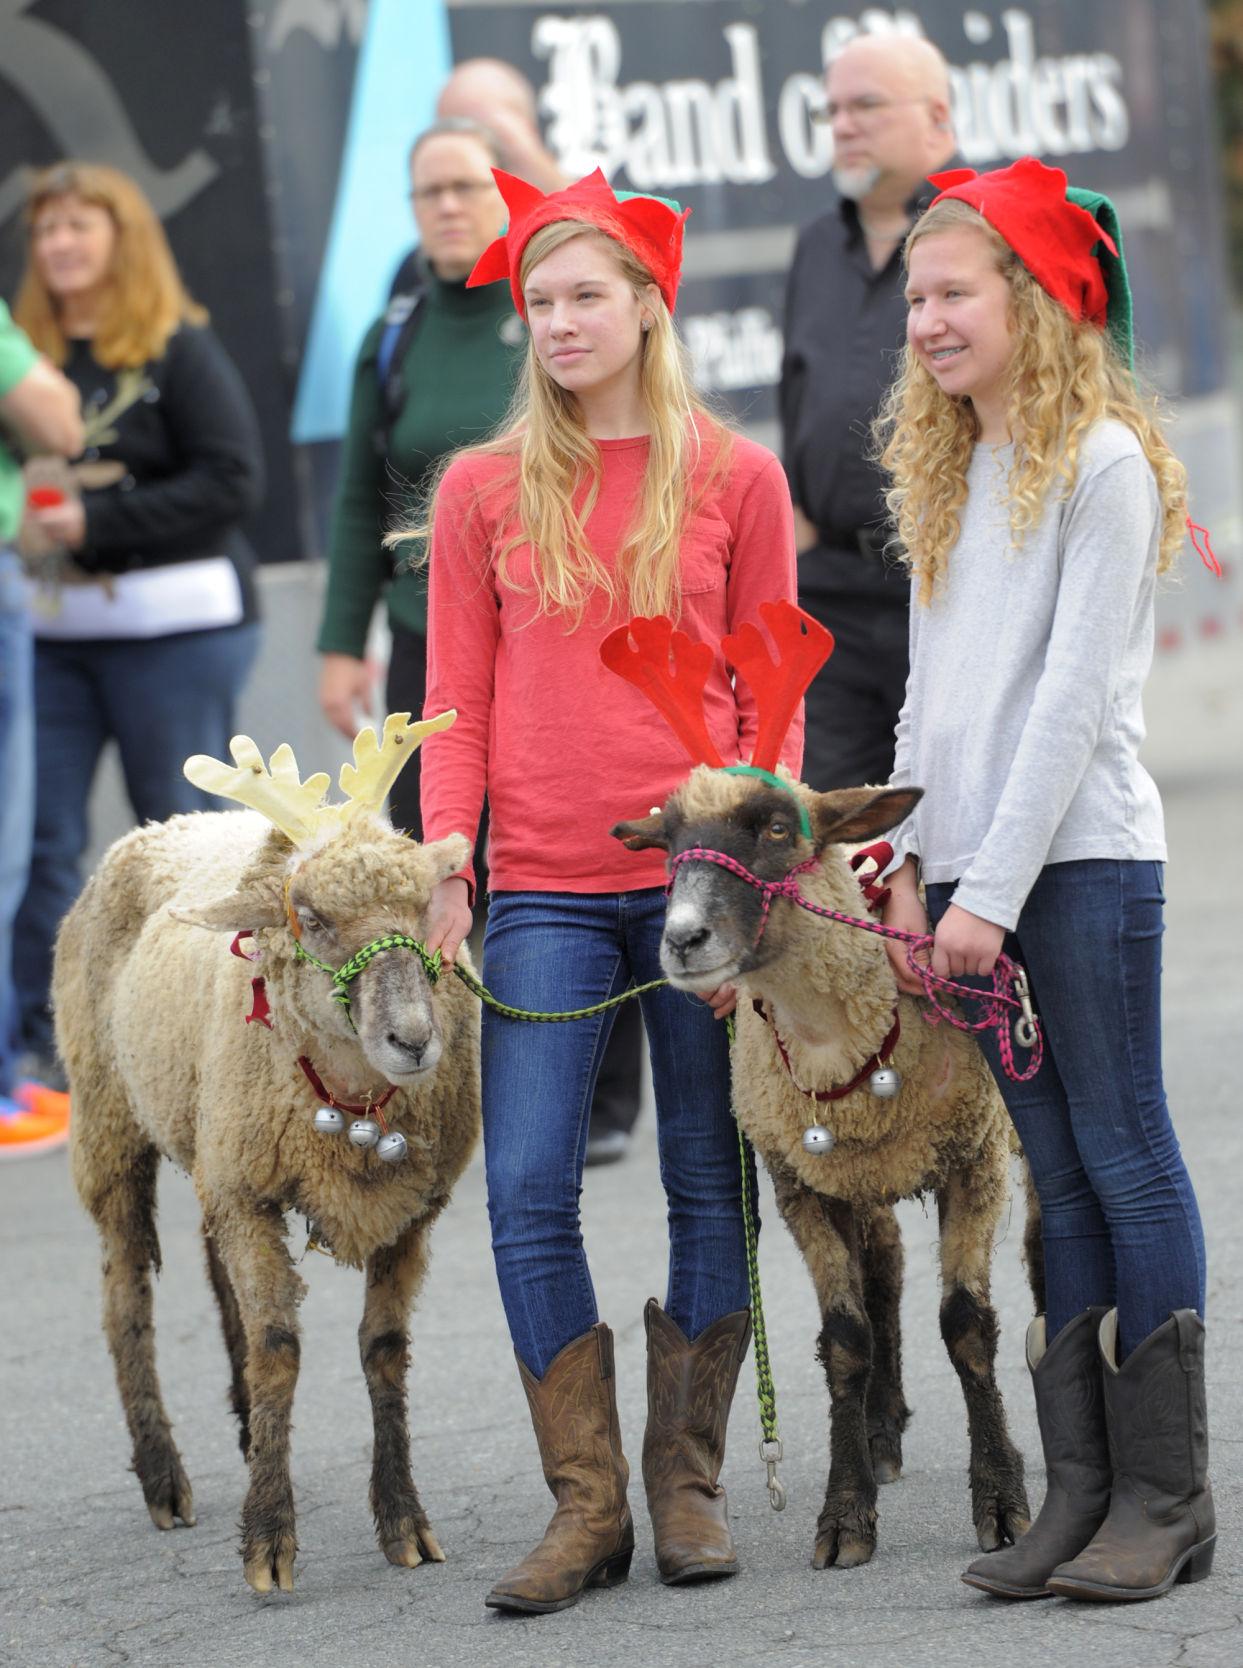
[[600, 615, 725, 767], [723, 601, 834, 772], [601, 601, 833, 770]]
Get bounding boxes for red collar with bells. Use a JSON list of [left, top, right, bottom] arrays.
[[752, 1000, 900, 1104]]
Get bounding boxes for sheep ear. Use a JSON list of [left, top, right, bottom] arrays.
[[169, 874, 287, 934], [421, 832, 472, 886], [810, 786, 923, 849], [610, 811, 668, 852]]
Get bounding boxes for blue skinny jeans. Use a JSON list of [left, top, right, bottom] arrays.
[[926, 859, 1205, 1359], [0, 552, 34, 1094], [15, 624, 260, 1056], [481, 888, 754, 1377]]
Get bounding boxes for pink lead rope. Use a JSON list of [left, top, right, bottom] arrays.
[[670, 846, 1044, 1084]]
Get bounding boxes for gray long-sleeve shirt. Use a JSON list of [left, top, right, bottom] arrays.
[[885, 418, 1166, 930]]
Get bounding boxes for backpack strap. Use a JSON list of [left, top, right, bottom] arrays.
[[373, 254, 430, 456]]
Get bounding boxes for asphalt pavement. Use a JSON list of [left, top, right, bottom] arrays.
[[2, 646, 1240, 1668]]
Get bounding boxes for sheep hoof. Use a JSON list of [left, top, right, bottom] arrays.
[[872, 1455, 902, 1485], [975, 1501, 1031, 1552], [244, 1535, 297, 1594], [384, 1538, 423, 1568], [142, 1459, 195, 1529], [812, 1518, 877, 1569]]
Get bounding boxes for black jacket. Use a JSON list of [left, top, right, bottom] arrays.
[[779, 170, 955, 601], [67, 323, 265, 621]]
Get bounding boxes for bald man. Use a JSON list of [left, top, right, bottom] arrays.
[[779, 32, 958, 792], [436, 57, 565, 191]]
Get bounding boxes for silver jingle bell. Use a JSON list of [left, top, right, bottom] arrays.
[[312, 1106, 346, 1135], [348, 1117, 382, 1149], [869, 1065, 902, 1099], [801, 1123, 835, 1155], [376, 1131, 408, 1164]]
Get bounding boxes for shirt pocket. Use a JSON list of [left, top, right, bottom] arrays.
[[678, 512, 731, 595]]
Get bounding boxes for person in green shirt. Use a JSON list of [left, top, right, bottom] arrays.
[[316, 117, 523, 838], [0, 298, 81, 1142]]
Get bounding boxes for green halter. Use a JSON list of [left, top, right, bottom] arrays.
[[719, 765, 813, 839], [293, 934, 442, 1028]]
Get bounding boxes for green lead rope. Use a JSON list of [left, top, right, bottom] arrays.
[[728, 1013, 786, 1511], [451, 961, 668, 1022], [292, 932, 783, 1507]]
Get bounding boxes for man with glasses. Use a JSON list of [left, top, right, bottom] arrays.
[[779, 31, 959, 792]]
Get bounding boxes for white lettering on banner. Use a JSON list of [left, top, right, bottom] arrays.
[[532, 9, 1133, 188], [534, 18, 775, 185], [683, 308, 784, 392]]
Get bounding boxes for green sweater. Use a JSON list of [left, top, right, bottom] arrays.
[[0, 300, 38, 541], [317, 269, 522, 652]]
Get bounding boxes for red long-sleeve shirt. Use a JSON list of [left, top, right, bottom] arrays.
[[420, 429, 801, 894]]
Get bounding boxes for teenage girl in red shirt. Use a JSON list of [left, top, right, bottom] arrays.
[[416, 171, 800, 1614]]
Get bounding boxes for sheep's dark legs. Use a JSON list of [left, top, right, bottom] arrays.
[[773, 1171, 878, 1567], [360, 1221, 445, 1568], [203, 1227, 250, 1457], [76, 1139, 196, 1531], [861, 1205, 910, 1483], [937, 1165, 1031, 1552], [205, 1200, 307, 1593], [1019, 1159, 1047, 1313]]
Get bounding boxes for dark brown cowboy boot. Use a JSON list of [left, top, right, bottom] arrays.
[[962, 1308, 1111, 1599], [642, 1299, 752, 1585], [485, 1323, 633, 1614], [1047, 1309, 1215, 1602]]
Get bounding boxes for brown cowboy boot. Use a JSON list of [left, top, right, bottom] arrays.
[[962, 1308, 1111, 1599], [642, 1299, 752, 1585], [485, 1323, 634, 1614], [1047, 1309, 1216, 1602]]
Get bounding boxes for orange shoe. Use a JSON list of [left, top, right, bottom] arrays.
[[0, 1097, 70, 1159], [15, 1080, 71, 1121]]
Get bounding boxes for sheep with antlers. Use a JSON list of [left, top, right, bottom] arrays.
[[604, 603, 1042, 1571], [54, 712, 480, 1594]]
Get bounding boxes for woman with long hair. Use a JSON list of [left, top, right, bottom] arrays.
[[875, 159, 1211, 1603], [12, 161, 263, 1086], [415, 169, 800, 1613]]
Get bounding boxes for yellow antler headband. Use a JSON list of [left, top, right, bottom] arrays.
[[183, 710, 456, 846]]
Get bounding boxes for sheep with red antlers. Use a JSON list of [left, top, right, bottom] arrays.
[[604, 602, 1041, 1571], [54, 713, 480, 1595]]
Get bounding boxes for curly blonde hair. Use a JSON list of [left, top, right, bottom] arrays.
[[406, 219, 731, 628], [14, 161, 207, 369], [873, 198, 1186, 606]]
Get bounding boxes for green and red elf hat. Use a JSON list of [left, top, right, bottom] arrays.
[[467, 167, 691, 318], [927, 156, 1133, 368], [927, 157, 1221, 575]]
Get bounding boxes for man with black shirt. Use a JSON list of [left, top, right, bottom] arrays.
[[780, 32, 958, 790]]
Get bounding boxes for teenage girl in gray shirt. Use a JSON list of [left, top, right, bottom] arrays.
[[874, 160, 1213, 1606]]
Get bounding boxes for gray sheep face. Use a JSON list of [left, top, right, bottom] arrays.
[[610, 767, 921, 990]]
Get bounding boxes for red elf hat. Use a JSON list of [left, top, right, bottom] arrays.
[[467, 167, 691, 319], [927, 157, 1118, 334]]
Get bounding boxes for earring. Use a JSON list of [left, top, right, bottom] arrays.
[[641, 318, 652, 333]]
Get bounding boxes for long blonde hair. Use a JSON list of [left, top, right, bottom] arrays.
[[14, 161, 207, 369], [874, 198, 1186, 606], [414, 219, 730, 627]]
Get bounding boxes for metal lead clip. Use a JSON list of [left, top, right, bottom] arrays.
[[760, 1437, 786, 1511], [1012, 967, 1039, 1050]]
